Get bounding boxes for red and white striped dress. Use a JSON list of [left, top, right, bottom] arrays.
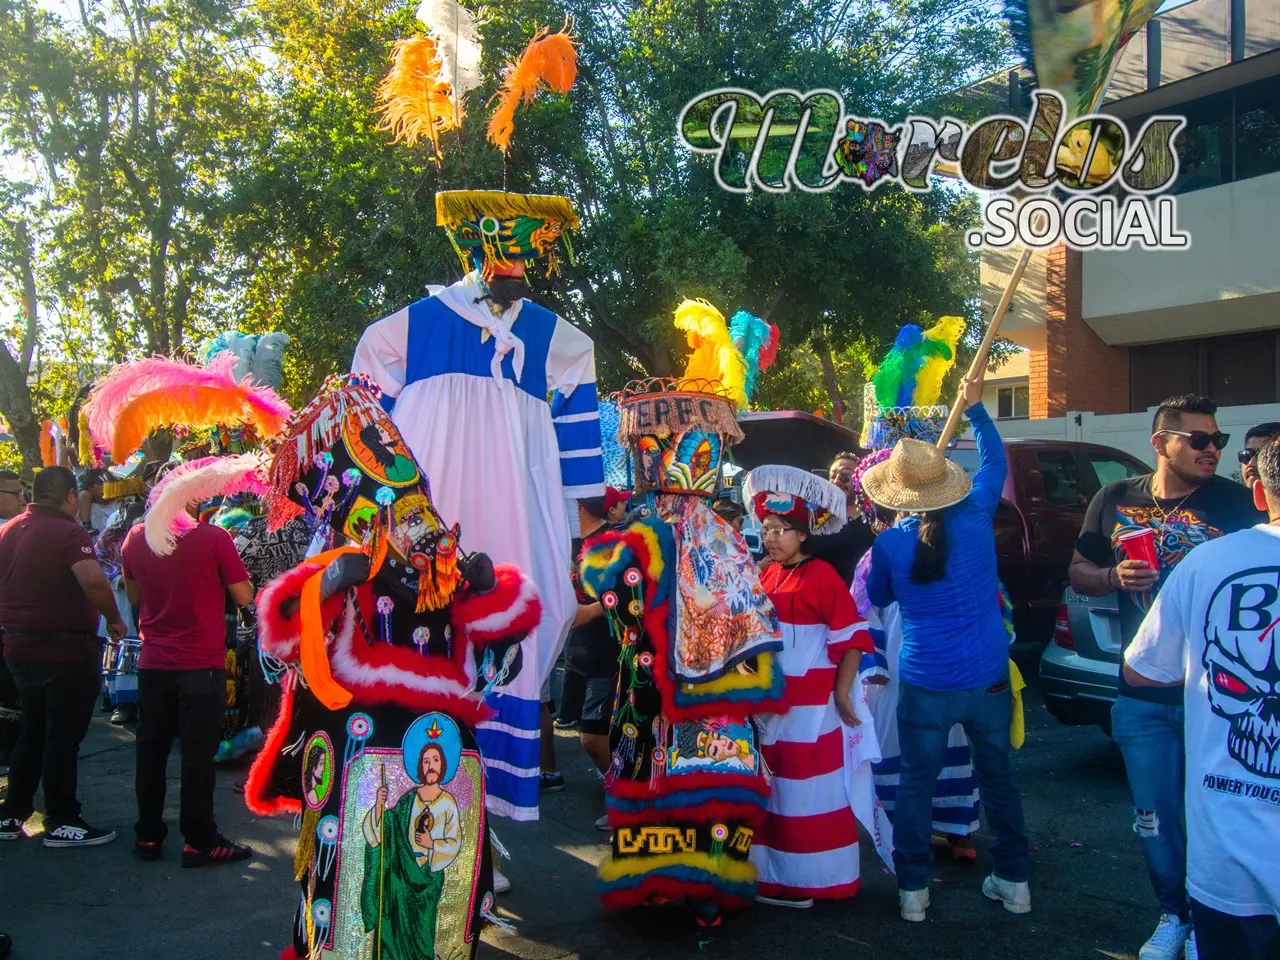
[[752, 556, 875, 900]]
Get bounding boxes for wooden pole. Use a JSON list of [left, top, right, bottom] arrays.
[[935, 245, 1036, 450]]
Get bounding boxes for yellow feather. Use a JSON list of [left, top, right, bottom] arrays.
[[673, 299, 747, 409], [912, 315, 967, 409], [375, 35, 461, 158]]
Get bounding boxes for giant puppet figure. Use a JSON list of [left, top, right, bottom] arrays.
[[244, 375, 542, 960], [351, 190, 602, 820], [577, 300, 784, 926]]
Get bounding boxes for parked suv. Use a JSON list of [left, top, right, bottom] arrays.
[[948, 437, 1149, 646]]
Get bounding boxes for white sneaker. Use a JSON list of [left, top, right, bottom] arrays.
[[1137, 913, 1192, 960], [900, 888, 930, 923], [982, 873, 1031, 915], [754, 894, 814, 908], [493, 869, 512, 895], [1185, 933, 1199, 960]]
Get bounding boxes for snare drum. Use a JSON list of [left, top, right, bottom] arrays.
[[102, 638, 141, 707]]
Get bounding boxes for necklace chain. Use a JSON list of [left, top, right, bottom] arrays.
[[1150, 477, 1194, 529]]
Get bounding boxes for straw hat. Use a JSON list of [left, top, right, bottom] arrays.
[[860, 437, 972, 513]]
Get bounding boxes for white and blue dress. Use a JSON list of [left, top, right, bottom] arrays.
[[352, 273, 604, 820]]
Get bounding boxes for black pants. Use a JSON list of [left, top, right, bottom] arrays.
[[0, 654, 21, 762], [135, 667, 225, 848], [0, 658, 101, 826], [1193, 899, 1280, 960]]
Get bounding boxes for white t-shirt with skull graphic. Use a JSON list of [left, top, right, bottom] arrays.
[[1126, 523, 1280, 920]]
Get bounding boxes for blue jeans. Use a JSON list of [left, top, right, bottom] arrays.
[[1111, 696, 1188, 922], [1192, 899, 1280, 960], [893, 679, 1029, 891]]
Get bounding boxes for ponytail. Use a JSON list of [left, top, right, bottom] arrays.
[[910, 511, 949, 585]]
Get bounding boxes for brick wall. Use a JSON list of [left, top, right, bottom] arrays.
[[1039, 244, 1130, 416]]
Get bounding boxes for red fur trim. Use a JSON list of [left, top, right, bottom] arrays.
[[279, 946, 305, 960], [606, 801, 767, 831], [258, 560, 328, 662], [450, 563, 541, 646], [327, 596, 493, 726], [244, 678, 303, 817], [601, 876, 752, 912]]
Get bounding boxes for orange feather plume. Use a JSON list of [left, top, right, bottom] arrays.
[[486, 24, 578, 153], [375, 35, 461, 158], [39, 419, 55, 467]]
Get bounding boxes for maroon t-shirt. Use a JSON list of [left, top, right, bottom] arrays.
[[122, 522, 251, 671], [0, 504, 102, 662]]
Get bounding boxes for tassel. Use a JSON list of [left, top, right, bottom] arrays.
[[294, 808, 320, 881], [489, 828, 511, 860], [485, 22, 578, 153], [375, 35, 460, 160]]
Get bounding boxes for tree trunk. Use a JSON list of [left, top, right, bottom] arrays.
[[0, 344, 43, 480], [812, 331, 845, 424]]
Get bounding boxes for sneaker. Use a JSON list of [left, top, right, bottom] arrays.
[[1137, 914, 1192, 960], [181, 836, 253, 868], [900, 888, 930, 923], [982, 874, 1031, 915], [110, 704, 138, 725], [42, 820, 117, 848], [133, 840, 162, 862], [754, 894, 814, 909], [0, 818, 26, 841], [539, 772, 565, 792], [493, 869, 512, 895], [553, 718, 579, 730], [595, 814, 610, 832], [1184, 933, 1199, 960]]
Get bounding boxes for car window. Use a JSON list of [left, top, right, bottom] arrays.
[[949, 447, 980, 479], [1089, 453, 1147, 487], [1036, 451, 1088, 508]]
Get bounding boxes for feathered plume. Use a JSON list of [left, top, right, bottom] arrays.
[[85, 354, 292, 463], [248, 333, 289, 391], [912, 316, 966, 409], [674, 299, 748, 410], [417, 0, 483, 112], [376, 35, 461, 158], [486, 23, 578, 153], [39, 419, 55, 467], [729, 310, 780, 405], [871, 325, 924, 409], [144, 453, 271, 556]]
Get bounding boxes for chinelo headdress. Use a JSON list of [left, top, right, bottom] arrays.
[[264, 373, 462, 612], [743, 464, 848, 535], [143, 453, 272, 556], [861, 315, 966, 450], [616, 299, 757, 496], [82, 354, 292, 465], [436, 189, 580, 282]]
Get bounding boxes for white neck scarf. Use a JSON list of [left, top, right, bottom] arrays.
[[434, 272, 526, 382]]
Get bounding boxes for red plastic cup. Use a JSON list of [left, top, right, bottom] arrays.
[[1118, 528, 1158, 569]]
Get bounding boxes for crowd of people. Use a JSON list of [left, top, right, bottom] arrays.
[[0, 281, 1275, 960]]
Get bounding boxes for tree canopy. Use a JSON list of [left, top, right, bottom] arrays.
[[0, 0, 1012, 474]]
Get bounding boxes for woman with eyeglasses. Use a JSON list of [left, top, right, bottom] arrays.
[[1070, 394, 1261, 960]]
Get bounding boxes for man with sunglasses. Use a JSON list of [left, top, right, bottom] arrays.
[[807, 451, 876, 587], [1238, 422, 1280, 491], [1070, 394, 1259, 960]]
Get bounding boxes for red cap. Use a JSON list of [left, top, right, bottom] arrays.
[[604, 486, 632, 512]]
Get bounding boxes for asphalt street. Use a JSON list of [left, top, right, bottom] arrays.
[[1, 657, 1164, 960]]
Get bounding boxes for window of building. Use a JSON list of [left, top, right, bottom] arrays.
[[996, 384, 1029, 420], [1129, 73, 1280, 195], [1130, 331, 1280, 411]]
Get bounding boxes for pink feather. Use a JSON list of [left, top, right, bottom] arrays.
[[84, 354, 291, 455], [144, 453, 272, 556]]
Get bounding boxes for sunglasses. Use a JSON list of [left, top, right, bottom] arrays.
[[1239, 448, 1261, 465], [1160, 430, 1230, 452]]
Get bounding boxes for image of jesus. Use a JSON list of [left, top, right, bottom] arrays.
[[360, 741, 462, 959]]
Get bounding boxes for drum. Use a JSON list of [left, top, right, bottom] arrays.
[[102, 638, 141, 708]]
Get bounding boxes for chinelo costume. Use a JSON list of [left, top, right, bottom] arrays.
[[743, 465, 892, 905], [579, 299, 784, 927], [244, 374, 542, 960], [353, 14, 601, 821]]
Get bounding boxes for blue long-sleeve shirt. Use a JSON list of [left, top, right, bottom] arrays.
[[867, 402, 1008, 691]]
